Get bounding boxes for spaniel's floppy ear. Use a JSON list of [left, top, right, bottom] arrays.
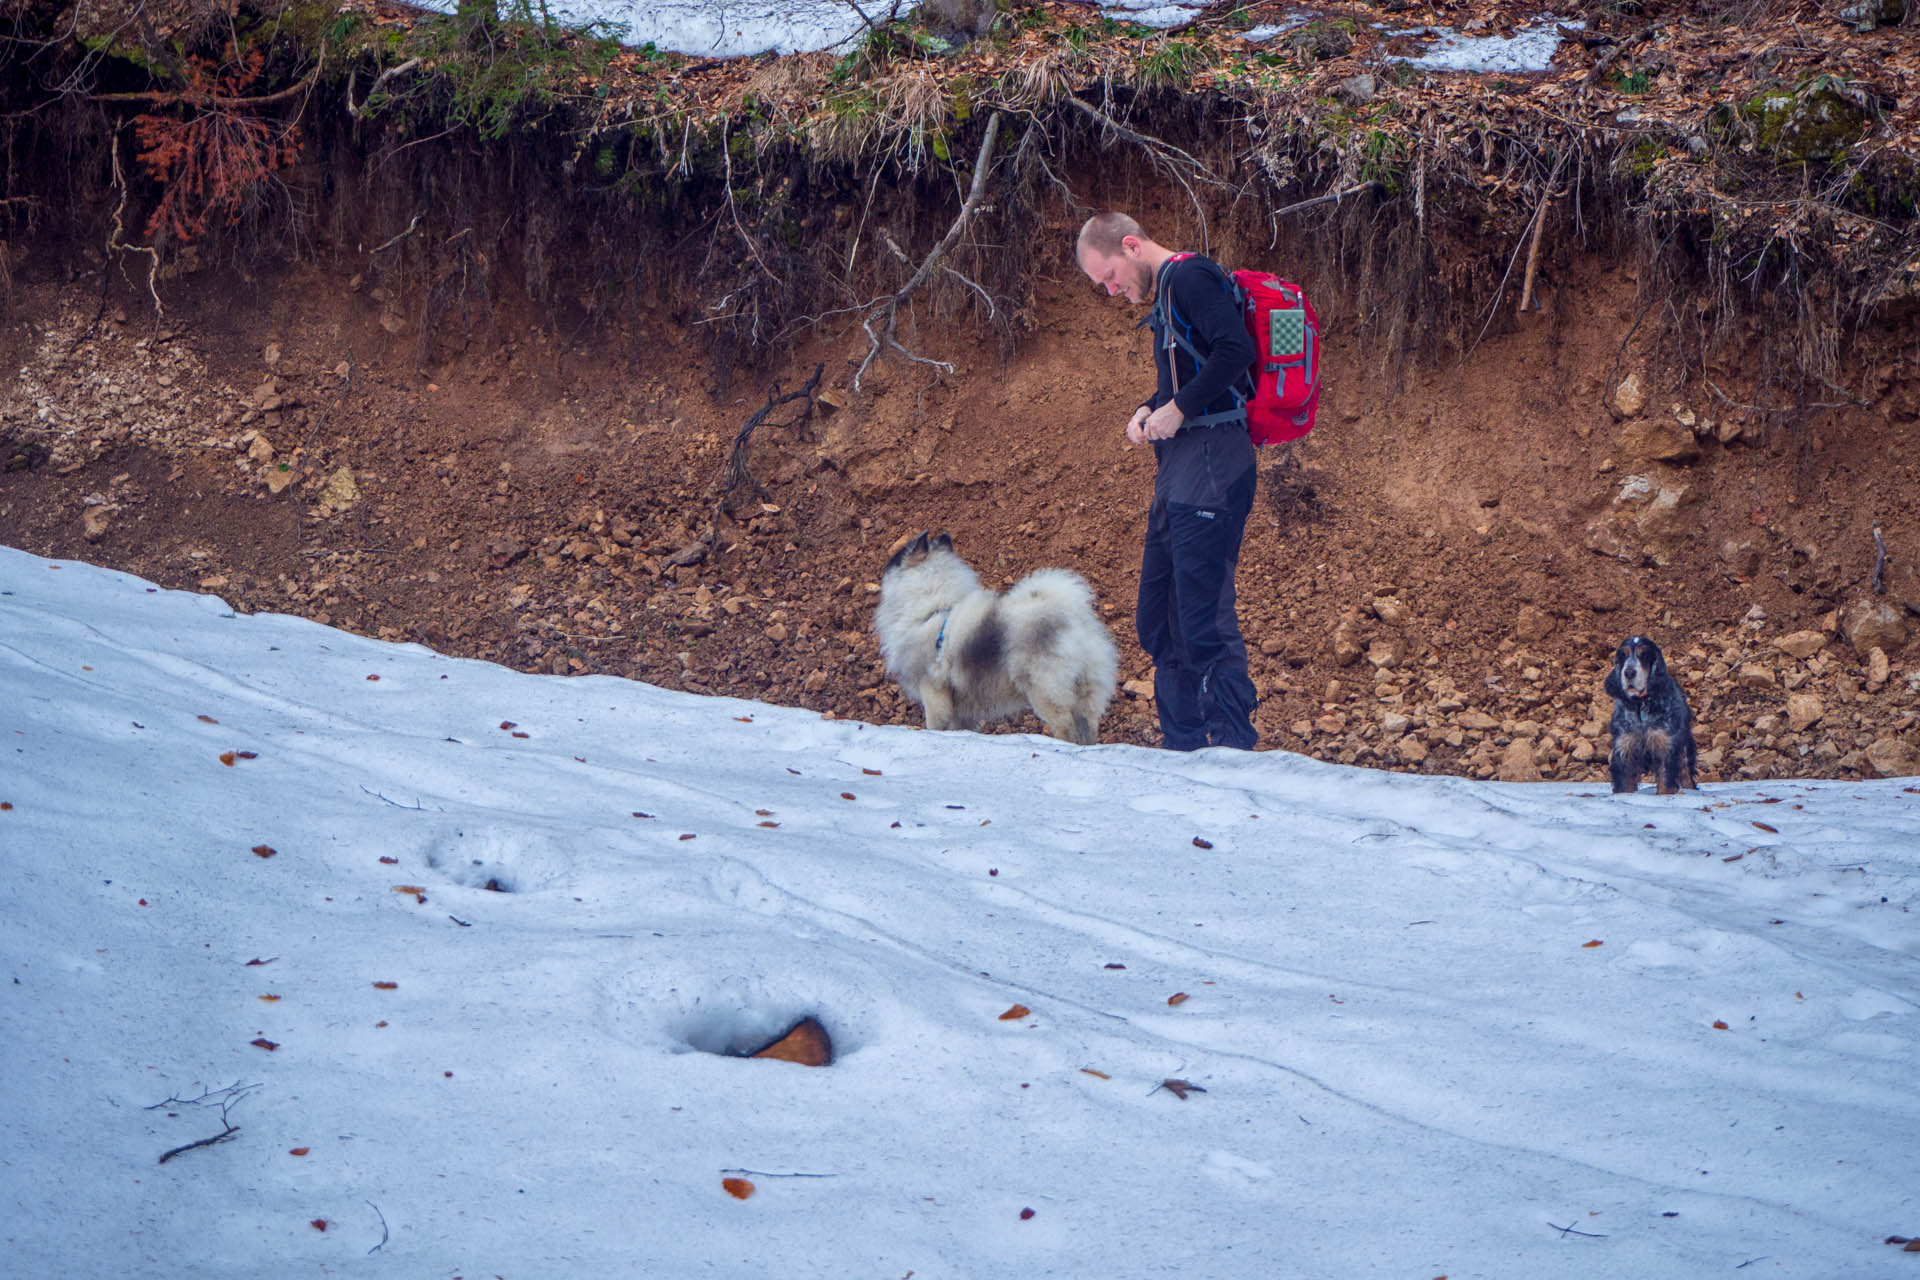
[[1604, 666, 1625, 701], [1645, 642, 1669, 681]]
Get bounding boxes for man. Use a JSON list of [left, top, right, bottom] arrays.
[[1075, 211, 1259, 751]]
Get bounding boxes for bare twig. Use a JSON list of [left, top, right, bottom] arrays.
[[719, 1167, 840, 1178], [365, 1200, 390, 1254], [369, 214, 423, 255], [150, 1080, 260, 1165], [1548, 1221, 1608, 1239]]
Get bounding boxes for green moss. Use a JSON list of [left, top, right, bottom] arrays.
[[1741, 79, 1868, 164]]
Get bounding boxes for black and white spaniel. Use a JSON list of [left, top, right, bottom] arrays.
[[1604, 636, 1699, 795]]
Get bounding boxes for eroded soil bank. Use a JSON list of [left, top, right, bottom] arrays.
[[4, 236, 1918, 784]]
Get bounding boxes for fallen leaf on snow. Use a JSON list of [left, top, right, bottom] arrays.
[[1020, 1207, 1036, 1220], [998, 1004, 1032, 1021], [258, 994, 280, 1002], [1080, 1068, 1111, 1080], [289, 1147, 309, 1157], [379, 856, 398, 864], [310, 1219, 327, 1231], [1167, 992, 1190, 1006], [1192, 836, 1214, 849], [1582, 940, 1604, 948], [1753, 821, 1778, 833], [219, 752, 237, 767], [251, 1038, 279, 1051], [1156, 1078, 1206, 1100], [722, 1178, 755, 1200], [251, 845, 276, 858], [1712, 1020, 1730, 1030], [245, 956, 277, 966], [197, 715, 219, 724], [372, 981, 398, 990]]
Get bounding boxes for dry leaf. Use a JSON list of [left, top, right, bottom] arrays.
[[392, 884, 427, 897], [1712, 1020, 1730, 1030], [1168, 992, 1190, 1006], [511, 731, 530, 739], [722, 1177, 755, 1200], [310, 1219, 327, 1231], [840, 792, 856, 800], [372, 981, 398, 990], [1105, 963, 1126, 970], [632, 811, 653, 819], [998, 1004, 1031, 1021], [197, 715, 219, 724], [758, 821, 779, 828], [678, 833, 696, 841], [1582, 939, 1604, 948], [1157, 1078, 1206, 1100], [379, 856, 398, 864], [235, 751, 257, 760], [499, 721, 516, 730], [749, 1016, 833, 1067], [1753, 821, 1778, 833], [0, 802, 12, 811], [1020, 1207, 1036, 1220], [733, 715, 753, 723], [862, 768, 882, 776], [366, 674, 380, 682], [258, 994, 280, 1002], [251, 1038, 279, 1051], [1080, 1068, 1111, 1080], [245, 957, 276, 966], [1192, 836, 1214, 849], [289, 1147, 309, 1157], [251, 844, 276, 858], [219, 751, 237, 767]]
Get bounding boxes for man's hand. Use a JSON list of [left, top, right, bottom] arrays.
[[1125, 404, 1151, 445], [1142, 401, 1185, 440]]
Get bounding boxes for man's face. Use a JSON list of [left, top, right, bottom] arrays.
[[1080, 241, 1150, 305]]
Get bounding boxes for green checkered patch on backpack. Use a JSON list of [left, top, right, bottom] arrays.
[[1267, 307, 1306, 358]]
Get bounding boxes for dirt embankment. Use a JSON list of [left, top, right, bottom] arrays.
[[3, 1, 1919, 783], [4, 234, 1918, 785]]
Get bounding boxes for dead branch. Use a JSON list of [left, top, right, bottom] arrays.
[[1273, 181, 1380, 220], [718, 361, 824, 520], [1519, 186, 1555, 313], [369, 213, 423, 255], [345, 57, 422, 120], [854, 111, 1002, 391], [149, 1080, 260, 1165], [96, 40, 325, 108]]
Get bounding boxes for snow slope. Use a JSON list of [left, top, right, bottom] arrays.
[[2, 545, 1917, 1277]]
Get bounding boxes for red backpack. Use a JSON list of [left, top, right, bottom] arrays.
[[1159, 255, 1322, 446]]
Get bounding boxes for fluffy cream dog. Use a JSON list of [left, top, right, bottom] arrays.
[[875, 532, 1118, 745]]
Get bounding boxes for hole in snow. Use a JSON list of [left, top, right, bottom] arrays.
[[676, 1008, 835, 1067]]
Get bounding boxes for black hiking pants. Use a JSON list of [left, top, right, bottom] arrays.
[[1136, 465, 1259, 751]]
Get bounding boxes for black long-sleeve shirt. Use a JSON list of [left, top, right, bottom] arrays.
[[1144, 254, 1258, 507]]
